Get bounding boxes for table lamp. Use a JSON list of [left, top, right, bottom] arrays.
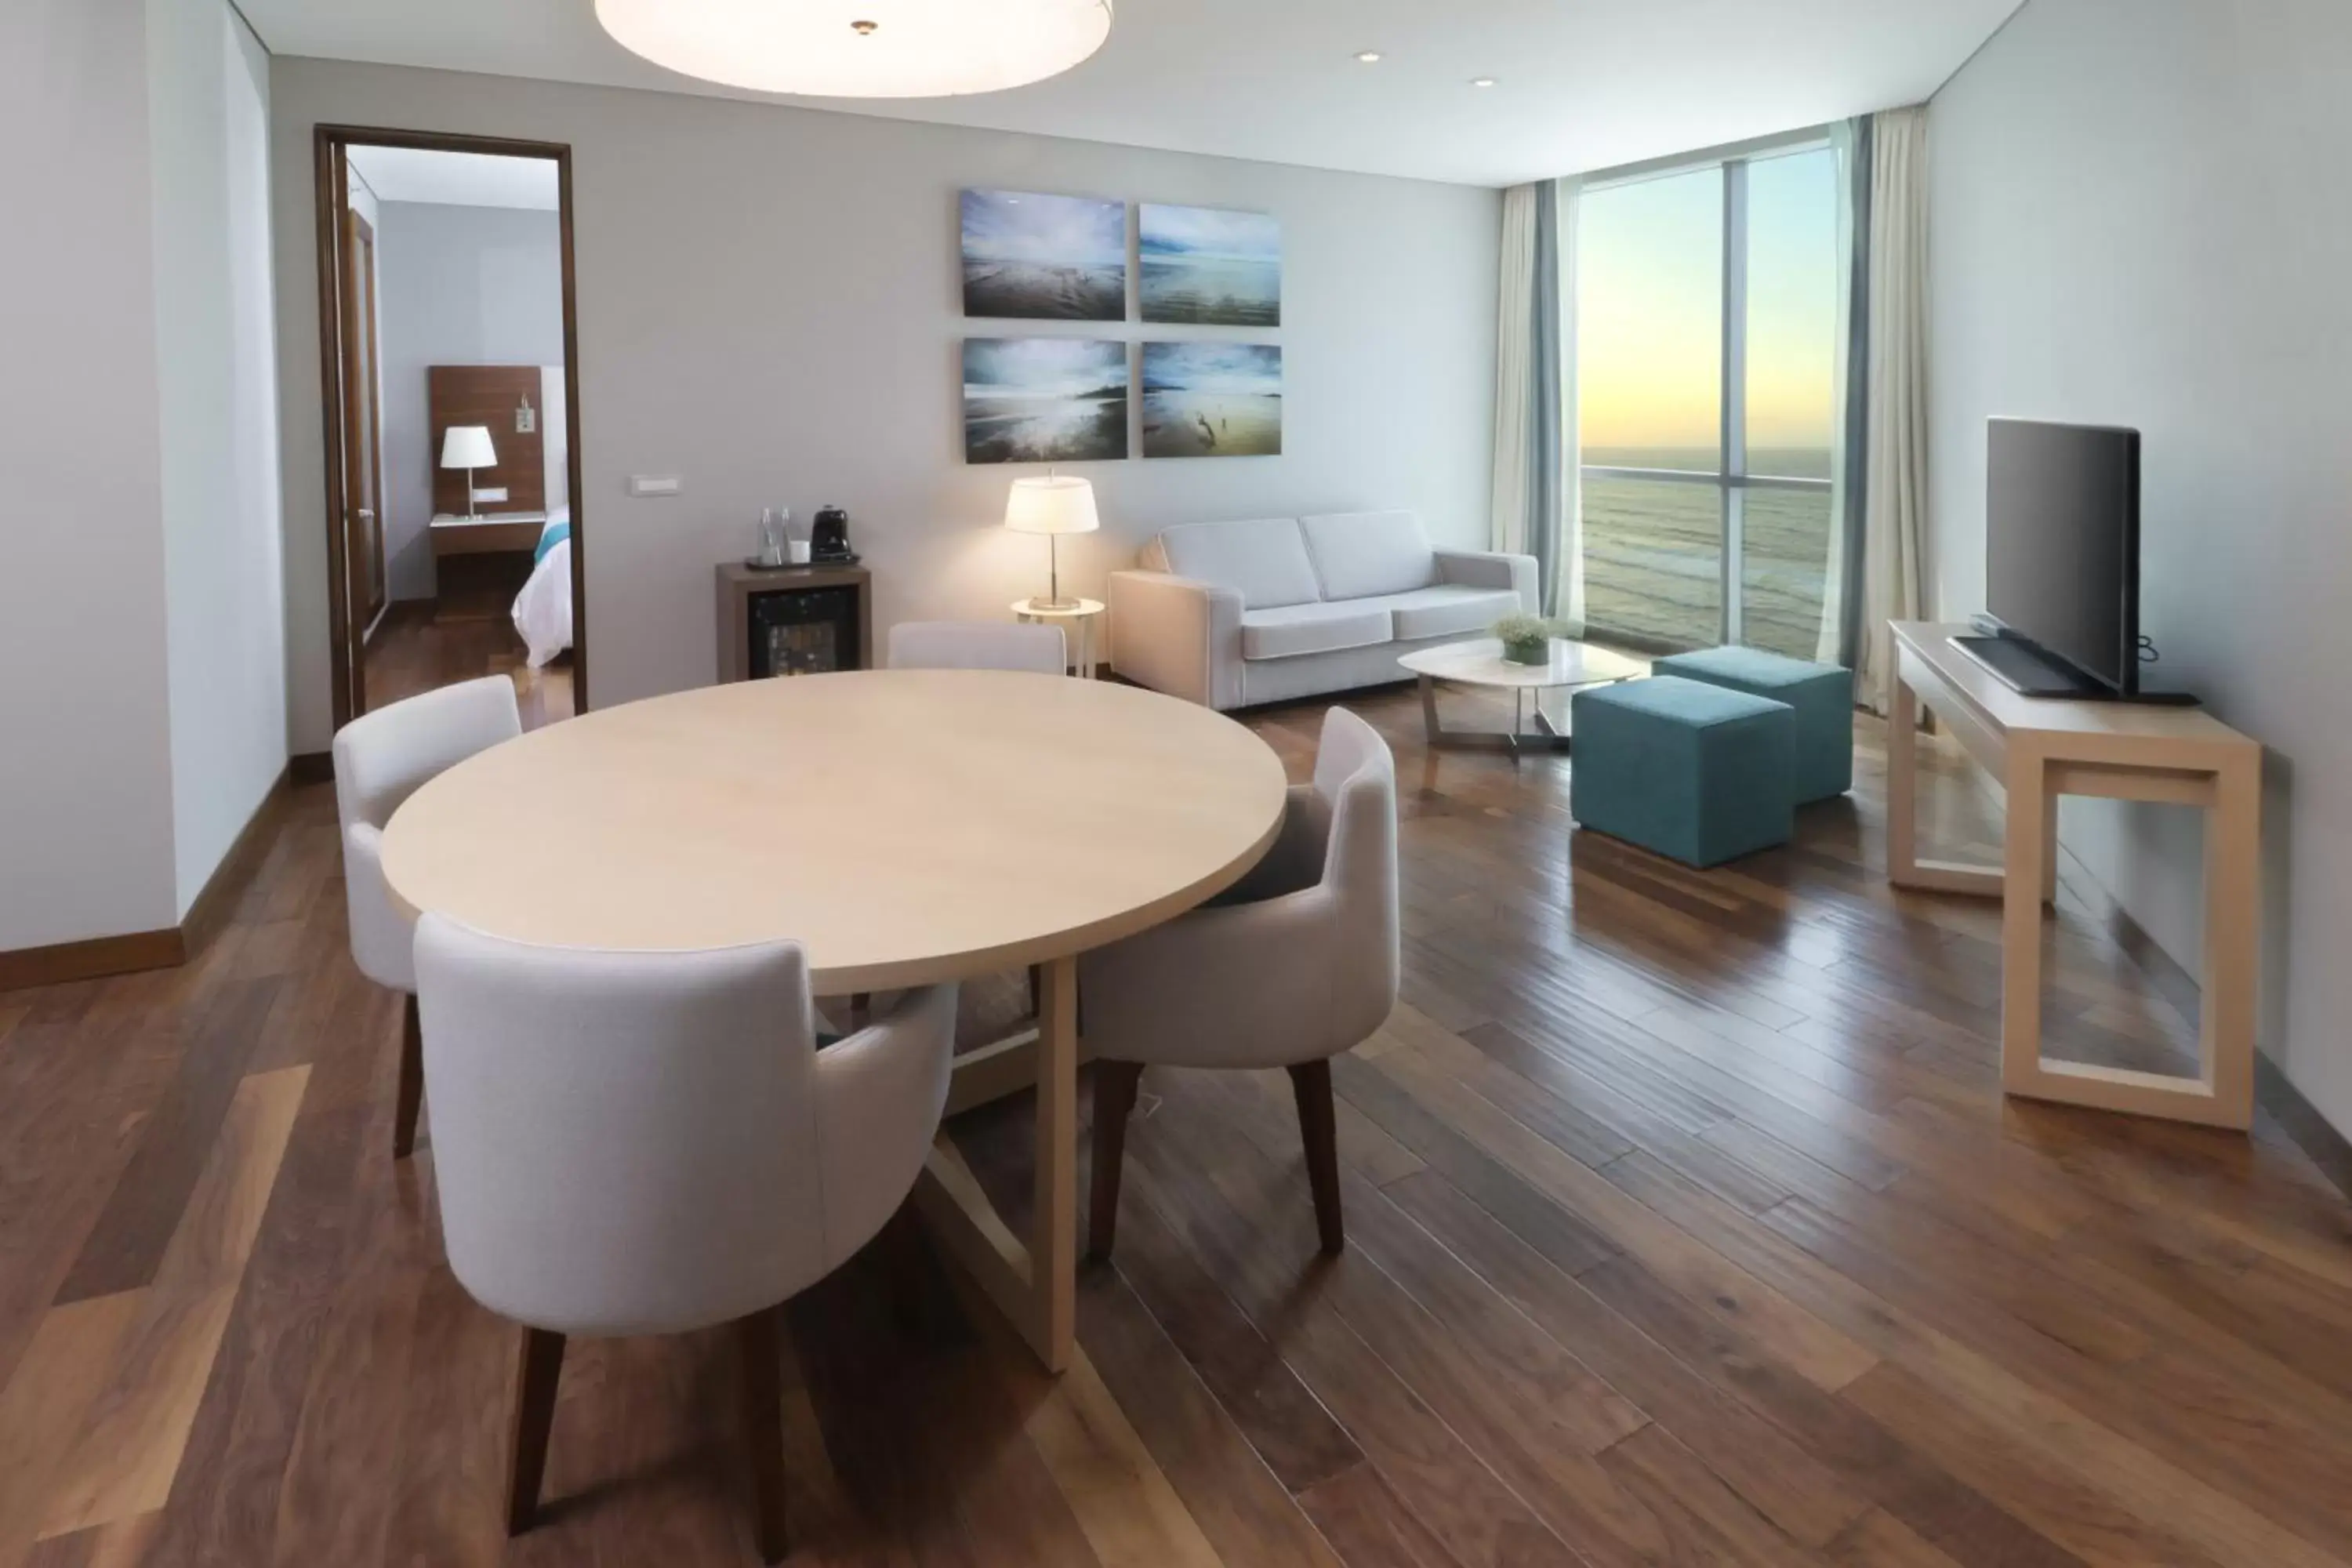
[[1004, 474, 1098, 612], [440, 424, 499, 519]]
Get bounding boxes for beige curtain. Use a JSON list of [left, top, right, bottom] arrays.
[[1857, 105, 1931, 713], [1490, 185, 1539, 559], [1489, 180, 1581, 626]]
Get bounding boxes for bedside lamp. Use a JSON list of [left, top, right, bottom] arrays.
[[1004, 474, 1098, 612], [440, 424, 499, 519]]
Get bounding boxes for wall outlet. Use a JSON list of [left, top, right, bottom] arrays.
[[629, 474, 683, 498]]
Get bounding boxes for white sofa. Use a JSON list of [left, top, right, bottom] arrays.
[[1109, 511, 1538, 710]]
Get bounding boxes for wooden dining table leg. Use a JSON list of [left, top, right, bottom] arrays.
[[1030, 953, 1079, 1373]]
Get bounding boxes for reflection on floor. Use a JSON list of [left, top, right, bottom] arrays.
[[0, 685, 2343, 1566], [364, 600, 572, 731]]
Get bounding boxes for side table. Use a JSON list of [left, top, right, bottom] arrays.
[[1013, 597, 1107, 680]]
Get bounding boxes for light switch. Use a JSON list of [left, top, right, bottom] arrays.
[[629, 474, 683, 497]]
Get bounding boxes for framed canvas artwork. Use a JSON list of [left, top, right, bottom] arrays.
[[963, 338, 1131, 463], [961, 190, 1127, 321]]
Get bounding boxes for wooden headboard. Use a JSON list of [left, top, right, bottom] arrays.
[[429, 365, 546, 517]]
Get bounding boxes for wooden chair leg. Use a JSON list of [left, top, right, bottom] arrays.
[[393, 993, 425, 1160], [1088, 1062, 1145, 1261], [1027, 964, 1043, 1018], [1288, 1060, 1345, 1254], [507, 1328, 565, 1536], [738, 1305, 789, 1563]]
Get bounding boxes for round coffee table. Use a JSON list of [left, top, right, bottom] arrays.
[[1396, 637, 1646, 757], [380, 670, 1289, 1373]]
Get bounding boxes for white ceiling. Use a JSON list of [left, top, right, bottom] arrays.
[[343, 144, 562, 209], [243, 0, 2024, 187]]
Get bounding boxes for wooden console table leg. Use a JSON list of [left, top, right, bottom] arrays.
[[2042, 786, 2061, 906], [1887, 676, 1921, 883], [2203, 760, 2260, 1126], [1998, 750, 2052, 1095]]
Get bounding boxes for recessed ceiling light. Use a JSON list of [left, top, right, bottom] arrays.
[[1471, 77, 1497, 88], [1354, 50, 1383, 64], [596, 0, 1114, 98]]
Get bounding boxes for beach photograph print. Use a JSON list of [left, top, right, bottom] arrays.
[[963, 338, 1130, 464], [961, 189, 1126, 321], [1141, 342, 1281, 459], [1139, 204, 1280, 326]]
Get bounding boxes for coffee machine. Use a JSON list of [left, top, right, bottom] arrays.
[[811, 505, 858, 564]]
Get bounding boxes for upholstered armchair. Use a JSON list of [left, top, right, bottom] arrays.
[[332, 675, 521, 1159], [887, 619, 1066, 674], [1081, 706, 1399, 1256], [414, 915, 957, 1562]]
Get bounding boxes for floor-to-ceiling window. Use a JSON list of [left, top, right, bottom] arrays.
[[1577, 141, 1838, 657]]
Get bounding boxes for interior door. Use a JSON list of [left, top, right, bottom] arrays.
[[339, 209, 387, 633]]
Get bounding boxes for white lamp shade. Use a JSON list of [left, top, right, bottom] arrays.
[[594, 0, 1113, 100], [440, 425, 498, 470], [1004, 475, 1100, 536]]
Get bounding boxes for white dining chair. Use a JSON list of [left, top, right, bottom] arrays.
[[1081, 706, 1400, 1258], [882, 619, 1070, 1021], [413, 913, 957, 1563], [332, 676, 521, 1159], [887, 619, 1068, 675]]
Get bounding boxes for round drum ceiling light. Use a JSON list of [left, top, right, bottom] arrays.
[[594, 0, 1114, 99]]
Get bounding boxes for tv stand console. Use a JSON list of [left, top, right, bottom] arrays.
[[1888, 622, 2261, 1128]]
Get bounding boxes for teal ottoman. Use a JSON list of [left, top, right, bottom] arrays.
[[1570, 677, 1795, 868], [1654, 645, 1854, 802]]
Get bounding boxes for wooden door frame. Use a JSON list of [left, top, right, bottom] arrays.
[[339, 206, 387, 632], [312, 125, 590, 728]]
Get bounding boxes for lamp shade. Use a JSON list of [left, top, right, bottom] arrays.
[[1004, 475, 1100, 536], [440, 425, 498, 470], [594, 0, 1113, 100]]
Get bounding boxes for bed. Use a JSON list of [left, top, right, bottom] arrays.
[[512, 508, 573, 668]]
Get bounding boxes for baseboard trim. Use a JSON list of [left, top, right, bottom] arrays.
[[0, 763, 293, 995], [2255, 1054, 2352, 1203], [0, 927, 187, 993], [290, 750, 333, 785], [180, 764, 293, 959], [2096, 895, 2352, 1200]]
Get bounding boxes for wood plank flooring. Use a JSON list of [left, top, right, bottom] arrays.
[[363, 600, 573, 729], [4, 682, 2351, 1566]]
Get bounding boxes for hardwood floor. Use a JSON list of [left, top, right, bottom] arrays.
[[5, 682, 2351, 1566], [363, 600, 573, 730]]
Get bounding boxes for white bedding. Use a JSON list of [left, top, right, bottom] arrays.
[[512, 513, 573, 669]]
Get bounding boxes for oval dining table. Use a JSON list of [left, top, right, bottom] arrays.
[[379, 668, 1290, 1371]]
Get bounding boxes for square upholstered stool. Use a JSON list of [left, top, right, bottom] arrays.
[[1569, 676, 1796, 868], [1653, 645, 1854, 803]]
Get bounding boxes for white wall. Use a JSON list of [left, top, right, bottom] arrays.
[[1929, 0, 2352, 1131], [0, 0, 180, 949], [375, 201, 567, 601], [269, 60, 1501, 745], [148, 0, 289, 917]]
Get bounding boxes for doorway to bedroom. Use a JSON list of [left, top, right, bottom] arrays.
[[316, 129, 586, 732]]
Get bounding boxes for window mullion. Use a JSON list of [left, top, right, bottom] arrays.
[[1721, 158, 1748, 646]]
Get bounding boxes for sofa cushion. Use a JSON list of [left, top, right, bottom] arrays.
[[1240, 601, 1396, 662], [1361, 585, 1525, 643], [1149, 518, 1323, 610], [1299, 511, 1439, 601]]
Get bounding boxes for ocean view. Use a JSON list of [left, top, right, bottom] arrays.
[[1579, 447, 1834, 658]]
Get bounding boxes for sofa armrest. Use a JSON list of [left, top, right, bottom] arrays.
[[1109, 570, 1245, 710], [1435, 550, 1540, 614]]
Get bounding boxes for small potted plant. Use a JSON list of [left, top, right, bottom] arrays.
[[1493, 613, 1560, 666]]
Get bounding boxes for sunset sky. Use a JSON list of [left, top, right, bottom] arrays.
[[1577, 146, 1837, 459]]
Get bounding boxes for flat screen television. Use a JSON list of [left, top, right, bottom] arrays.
[[1969, 418, 2145, 698]]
